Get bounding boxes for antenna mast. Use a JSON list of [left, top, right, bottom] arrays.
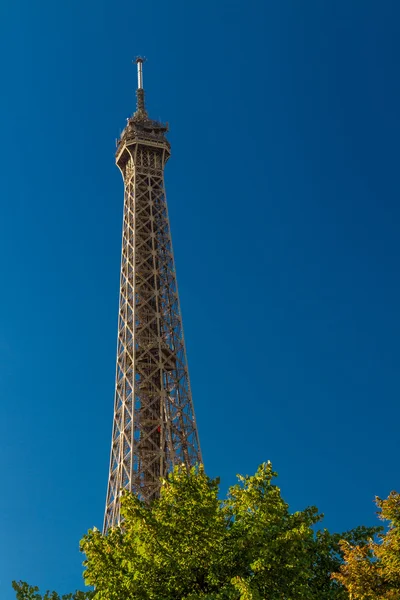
[[134, 57, 147, 119]]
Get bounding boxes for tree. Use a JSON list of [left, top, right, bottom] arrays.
[[11, 580, 93, 600], [81, 462, 377, 599], [332, 491, 400, 599], [13, 463, 380, 600]]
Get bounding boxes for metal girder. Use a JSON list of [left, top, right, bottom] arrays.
[[103, 108, 202, 533]]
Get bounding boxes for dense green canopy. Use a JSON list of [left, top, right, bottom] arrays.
[[14, 462, 391, 600]]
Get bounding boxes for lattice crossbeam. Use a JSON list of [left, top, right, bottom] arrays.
[[104, 114, 201, 532]]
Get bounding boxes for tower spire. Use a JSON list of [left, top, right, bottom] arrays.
[[134, 57, 147, 120], [104, 63, 202, 532]]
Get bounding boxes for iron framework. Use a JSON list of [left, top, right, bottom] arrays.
[[104, 60, 202, 532]]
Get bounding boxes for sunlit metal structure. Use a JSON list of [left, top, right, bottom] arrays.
[[104, 59, 202, 532]]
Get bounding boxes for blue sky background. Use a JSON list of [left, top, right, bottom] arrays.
[[1, 0, 400, 597]]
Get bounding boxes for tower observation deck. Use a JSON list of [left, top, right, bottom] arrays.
[[104, 59, 202, 532]]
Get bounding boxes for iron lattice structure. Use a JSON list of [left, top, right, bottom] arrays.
[[104, 60, 202, 532]]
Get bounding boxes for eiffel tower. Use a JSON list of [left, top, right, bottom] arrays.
[[103, 59, 202, 532]]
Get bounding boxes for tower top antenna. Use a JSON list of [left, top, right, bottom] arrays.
[[135, 57, 145, 90], [133, 57, 147, 119]]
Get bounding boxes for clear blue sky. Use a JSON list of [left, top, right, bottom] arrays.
[[1, 0, 399, 597]]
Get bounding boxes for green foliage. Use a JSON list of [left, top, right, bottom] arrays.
[[11, 580, 93, 600], [80, 462, 376, 599], [14, 463, 383, 600]]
